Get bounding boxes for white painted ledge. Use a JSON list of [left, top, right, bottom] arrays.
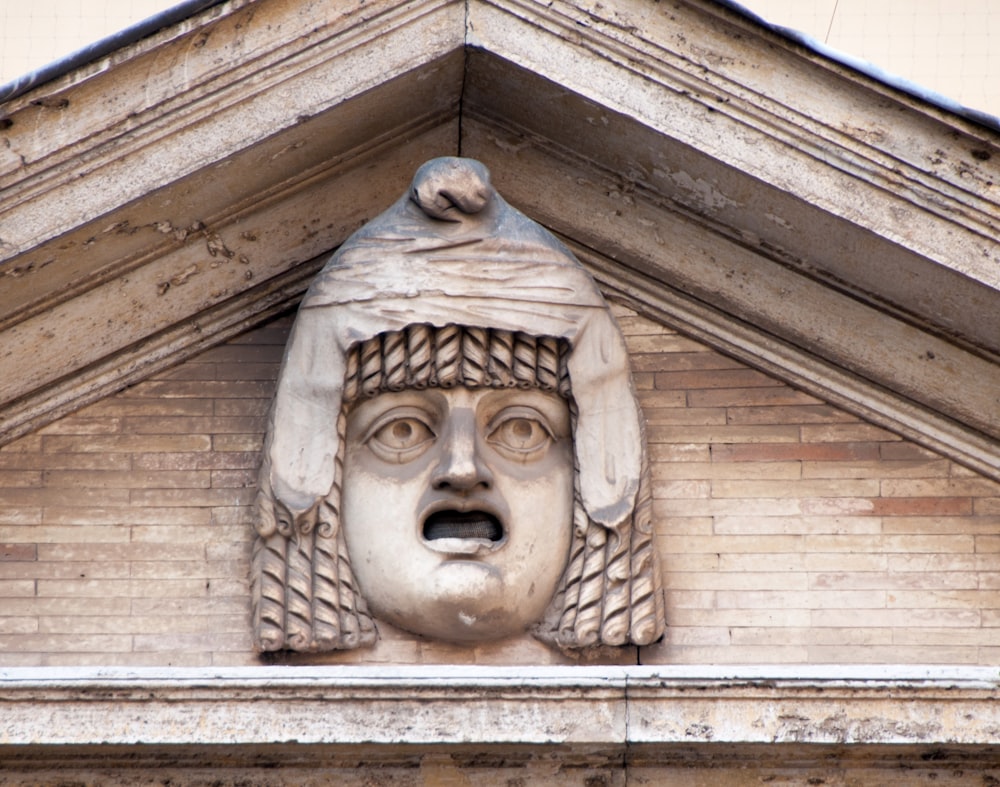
[[1, 665, 997, 748]]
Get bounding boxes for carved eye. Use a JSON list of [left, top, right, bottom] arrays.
[[487, 409, 553, 459], [367, 415, 435, 463]]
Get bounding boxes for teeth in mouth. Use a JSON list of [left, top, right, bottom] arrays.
[[423, 510, 503, 542]]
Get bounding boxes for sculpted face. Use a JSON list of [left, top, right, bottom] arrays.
[[341, 386, 574, 642]]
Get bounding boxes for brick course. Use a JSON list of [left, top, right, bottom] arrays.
[[0, 305, 997, 666]]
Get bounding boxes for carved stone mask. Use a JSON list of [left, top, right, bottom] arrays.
[[252, 157, 664, 652], [342, 385, 574, 642]]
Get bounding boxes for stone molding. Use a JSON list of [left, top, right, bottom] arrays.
[[1, 666, 998, 749]]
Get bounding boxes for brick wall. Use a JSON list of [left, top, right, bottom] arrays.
[[1, 305, 997, 666]]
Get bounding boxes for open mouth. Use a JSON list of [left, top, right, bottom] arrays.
[[423, 510, 504, 543]]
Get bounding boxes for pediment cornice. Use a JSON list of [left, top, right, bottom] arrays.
[[1, 0, 998, 478]]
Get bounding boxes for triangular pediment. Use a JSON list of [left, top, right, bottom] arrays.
[[1, 0, 998, 479]]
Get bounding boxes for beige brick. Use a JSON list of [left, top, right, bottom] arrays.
[[982, 610, 1000, 627], [42, 506, 211, 525], [649, 513, 714, 535], [37, 542, 205, 562], [800, 423, 900, 443], [688, 386, 823, 408], [42, 434, 211, 453], [879, 442, 943, 461], [0, 633, 132, 652], [662, 498, 802, 517], [1, 561, 130, 580], [0, 617, 38, 634], [132, 631, 252, 652], [216, 361, 281, 380], [195, 342, 286, 363], [665, 608, 811, 627], [2, 597, 129, 616], [882, 516, 1000, 535], [655, 368, 778, 391], [0, 488, 130, 507], [799, 497, 877, 516], [711, 479, 880, 499], [0, 471, 42, 487], [975, 498, 1000, 515], [648, 443, 711, 462], [624, 334, 704, 354], [887, 553, 978, 572], [883, 534, 976, 553], [975, 535, 1000, 552], [0, 653, 43, 666], [650, 480, 711, 500], [893, 627, 1000, 646], [0, 580, 36, 597], [133, 451, 260, 470], [44, 470, 212, 489], [0, 525, 130, 544], [653, 461, 801, 480], [37, 417, 122, 435], [806, 645, 978, 663], [39, 614, 247, 635], [214, 398, 273, 417], [130, 596, 248, 617], [122, 416, 267, 434], [213, 434, 263, 452], [718, 589, 882, 609], [809, 627, 893, 646], [648, 425, 799, 444], [211, 469, 256, 488], [155, 362, 218, 381], [727, 405, 855, 426], [0, 435, 41, 453], [812, 607, 979, 626], [714, 515, 881, 535], [804, 552, 888, 572], [205, 542, 252, 561], [1, 543, 36, 560], [712, 442, 879, 463], [0, 509, 43, 525], [886, 589, 993, 608], [129, 488, 256, 507], [802, 459, 950, 479], [130, 523, 247, 544], [809, 571, 977, 591], [43, 651, 215, 667], [0, 452, 132, 470], [210, 506, 256, 526], [641, 407, 726, 426], [35, 578, 208, 598], [129, 560, 237, 579], [717, 553, 805, 572], [641, 643, 810, 664], [728, 626, 814, 645], [661, 553, 719, 571], [81, 398, 215, 417], [881, 477, 1000, 497], [206, 578, 249, 597], [661, 626, 731, 646], [663, 535, 807, 555], [124, 380, 275, 399]]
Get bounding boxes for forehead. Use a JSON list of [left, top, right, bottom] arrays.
[[346, 386, 570, 430]]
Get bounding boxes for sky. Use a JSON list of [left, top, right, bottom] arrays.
[[0, 0, 998, 116]]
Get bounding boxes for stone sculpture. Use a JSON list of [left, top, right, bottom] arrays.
[[252, 157, 664, 652]]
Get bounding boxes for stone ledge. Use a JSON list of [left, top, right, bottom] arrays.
[[1, 665, 997, 748]]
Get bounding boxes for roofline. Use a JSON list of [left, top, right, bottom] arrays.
[[2, 0, 998, 133], [0, 0, 227, 104]]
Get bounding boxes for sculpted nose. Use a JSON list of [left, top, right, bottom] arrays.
[[431, 410, 493, 492]]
